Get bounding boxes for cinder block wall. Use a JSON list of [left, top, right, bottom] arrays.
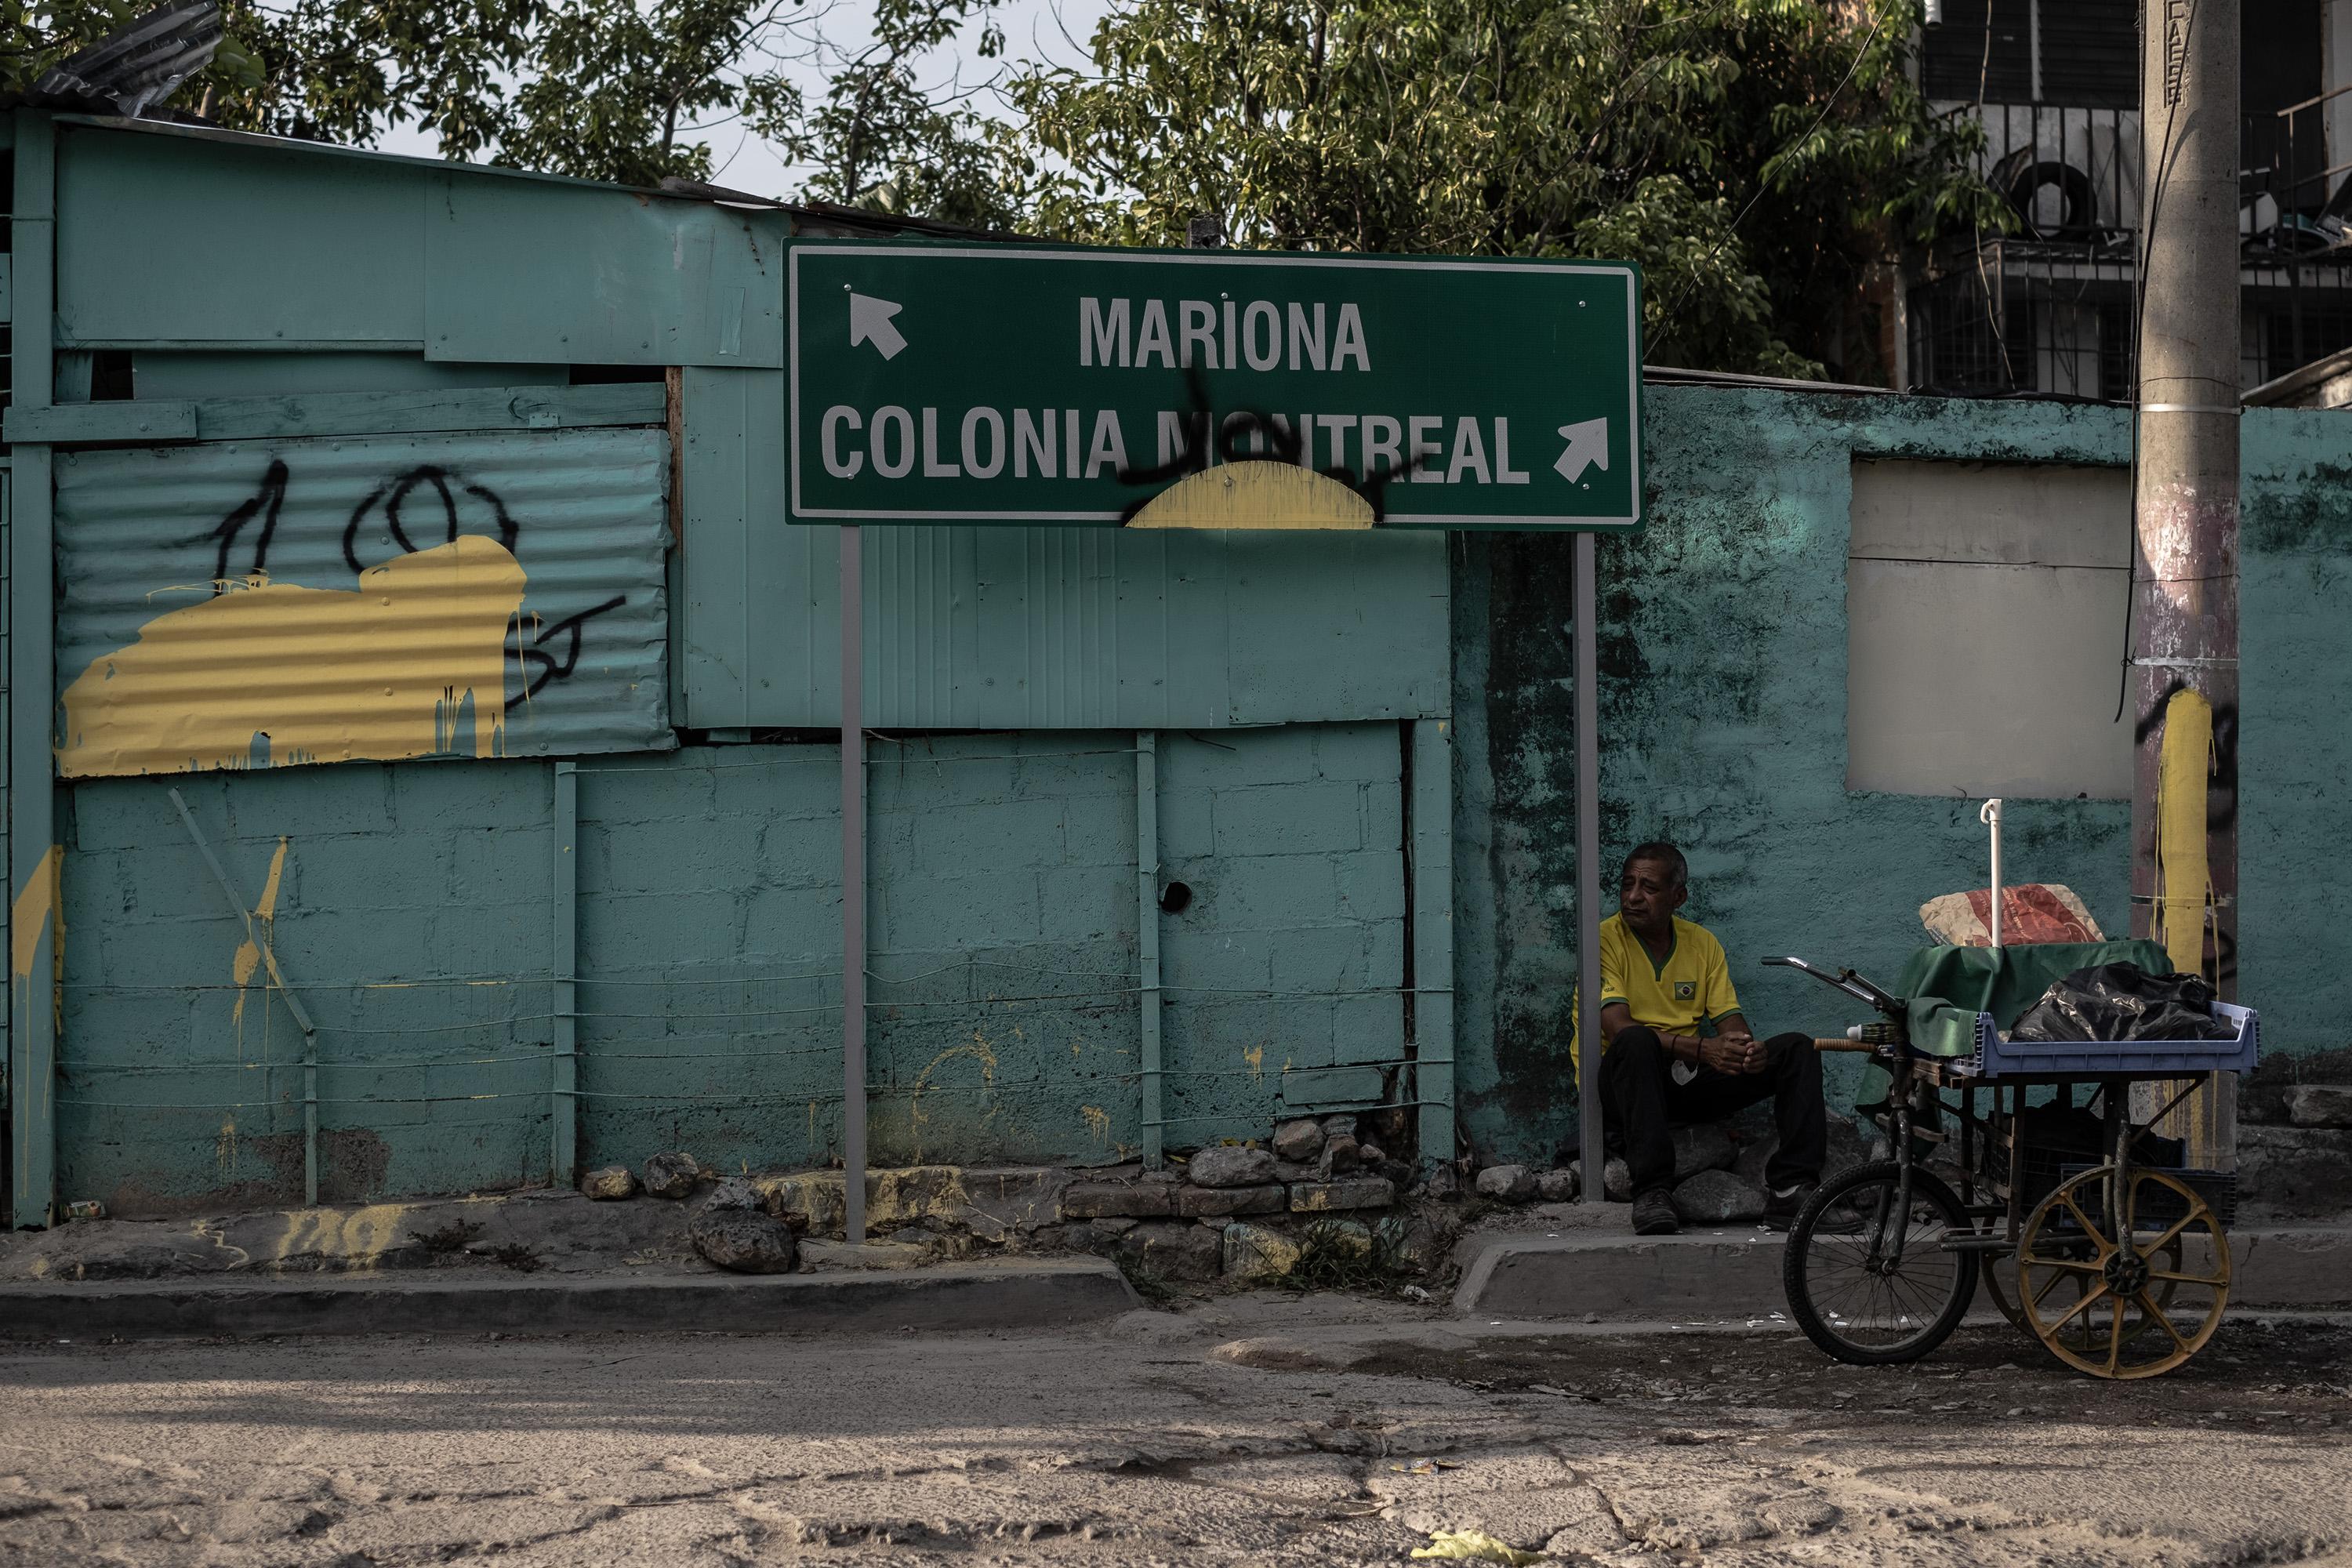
[[60, 726, 1410, 1213]]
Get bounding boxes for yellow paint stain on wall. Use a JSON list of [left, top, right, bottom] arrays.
[[10, 844, 61, 987], [59, 536, 525, 779], [230, 838, 292, 1038], [1126, 461, 1375, 529], [906, 1037, 1000, 1164], [11, 846, 64, 1084], [1243, 1044, 1265, 1081], [2155, 688, 2216, 976], [1080, 1105, 1112, 1145]]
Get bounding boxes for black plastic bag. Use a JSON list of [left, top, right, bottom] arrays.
[[2009, 962, 2238, 1043]]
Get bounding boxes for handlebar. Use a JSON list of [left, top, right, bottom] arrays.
[[1762, 955, 1907, 1017]]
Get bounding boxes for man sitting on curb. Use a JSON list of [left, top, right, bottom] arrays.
[[1574, 841, 1829, 1237]]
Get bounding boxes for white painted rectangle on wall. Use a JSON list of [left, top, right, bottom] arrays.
[[1847, 459, 2133, 800]]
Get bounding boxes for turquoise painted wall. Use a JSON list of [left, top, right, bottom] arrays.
[[58, 725, 1411, 1213], [2241, 408, 2352, 1053], [1454, 386, 2347, 1165]]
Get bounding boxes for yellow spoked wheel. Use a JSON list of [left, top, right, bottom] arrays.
[[2016, 1166, 2230, 1380], [1986, 1231, 2184, 1345]]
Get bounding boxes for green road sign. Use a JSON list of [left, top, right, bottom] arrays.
[[786, 243, 1642, 530]]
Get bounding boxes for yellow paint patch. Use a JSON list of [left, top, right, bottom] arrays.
[[59, 535, 525, 778], [12, 845, 64, 1080], [10, 844, 61, 985], [1080, 1105, 1112, 1145], [906, 1039, 1000, 1164], [2155, 688, 2214, 976], [1243, 1044, 1265, 1081], [254, 837, 288, 918], [231, 838, 292, 1038], [268, 1203, 419, 1272], [1127, 461, 1375, 530]]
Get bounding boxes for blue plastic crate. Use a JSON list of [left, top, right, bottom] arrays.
[[1952, 1001, 2258, 1079]]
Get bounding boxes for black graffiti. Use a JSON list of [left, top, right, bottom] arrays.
[[341, 465, 521, 575], [191, 461, 626, 709], [1110, 368, 1424, 524], [192, 458, 289, 593], [506, 595, 627, 710]]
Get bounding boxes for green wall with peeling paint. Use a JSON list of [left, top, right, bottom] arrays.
[[1454, 386, 2343, 1166]]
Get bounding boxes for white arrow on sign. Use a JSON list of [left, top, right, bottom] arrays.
[[848, 292, 908, 360], [1554, 418, 1609, 483]]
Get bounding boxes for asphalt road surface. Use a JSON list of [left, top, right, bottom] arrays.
[[2, 1300, 2348, 1566]]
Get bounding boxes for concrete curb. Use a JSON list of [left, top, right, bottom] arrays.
[[0, 1258, 1138, 1340], [1453, 1224, 2352, 1319]]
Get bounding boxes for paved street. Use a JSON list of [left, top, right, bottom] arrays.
[[2, 1301, 2349, 1566]]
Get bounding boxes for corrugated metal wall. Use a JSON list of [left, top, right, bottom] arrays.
[[53, 427, 672, 775]]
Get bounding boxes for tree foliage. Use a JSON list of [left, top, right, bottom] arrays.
[[9, 0, 808, 185], [779, 0, 1021, 230], [7, 0, 2004, 376], [1010, 0, 2005, 378]]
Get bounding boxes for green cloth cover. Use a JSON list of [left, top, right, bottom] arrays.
[[1853, 940, 2178, 1106], [1890, 939, 2178, 1055]]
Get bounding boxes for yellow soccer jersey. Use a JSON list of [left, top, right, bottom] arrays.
[[1569, 913, 1744, 1073]]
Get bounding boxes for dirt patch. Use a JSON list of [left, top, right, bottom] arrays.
[[1353, 1318, 2352, 1436]]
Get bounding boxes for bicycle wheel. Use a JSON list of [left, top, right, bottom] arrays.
[[1784, 1160, 1977, 1366], [2016, 1165, 2230, 1380]]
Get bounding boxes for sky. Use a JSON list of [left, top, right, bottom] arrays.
[[367, 0, 1116, 201]]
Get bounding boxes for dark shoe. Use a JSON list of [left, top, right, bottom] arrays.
[[1632, 1189, 1679, 1236], [1761, 1181, 1814, 1231]]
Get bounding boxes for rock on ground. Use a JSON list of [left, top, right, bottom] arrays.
[[1271, 1118, 1326, 1162], [2286, 1084, 2352, 1127], [1220, 1221, 1300, 1281], [1671, 1168, 1766, 1224], [1117, 1220, 1222, 1281], [703, 1176, 760, 1212], [1317, 1134, 1362, 1178], [1536, 1168, 1577, 1203], [643, 1151, 702, 1200], [1392, 1218, 1445, 1274], [687, 1210, 798, 1273], [1185, 1145, 1276, 1189], [579, 1166, 637, 1201], [1735, 1116, 1875, 1190], [1670, 1123, 1736, 1178], [1417, 1165, 1462, 1201], [1475, 1164, 1537, 1201]]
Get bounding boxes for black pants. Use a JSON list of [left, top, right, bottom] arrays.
[[1599, 1025, 1826, 1198]]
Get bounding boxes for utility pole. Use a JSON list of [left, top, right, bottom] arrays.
[[2133, 0, 2240, 1165]]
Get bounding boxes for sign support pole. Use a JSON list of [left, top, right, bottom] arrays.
[[1575, 532, 1606, 1202], [840, 525, 867, 1245]]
